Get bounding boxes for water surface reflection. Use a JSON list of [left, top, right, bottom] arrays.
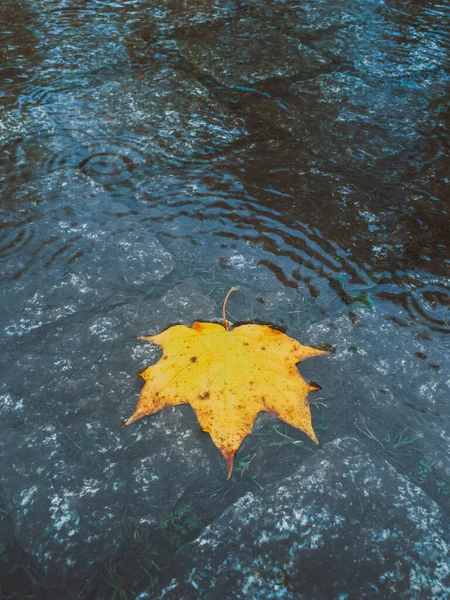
[[0, 0, 449, 593], [1, 0, 448, 336]]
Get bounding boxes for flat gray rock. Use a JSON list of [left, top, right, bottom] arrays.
[[178, 17, 327, 86], [155, 437, 450, 600], [0, 281, 218, 582], [1, 170, 174, 337], [31, 69, 247, 181]]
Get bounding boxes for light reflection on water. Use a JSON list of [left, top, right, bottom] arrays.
[[0, 0, 449, 333]]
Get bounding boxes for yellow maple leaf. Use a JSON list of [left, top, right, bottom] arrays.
[[125, 288, 329, 477]]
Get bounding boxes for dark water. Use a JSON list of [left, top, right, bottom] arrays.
[[1, 0, 449, 596], [1, 0, 449, 333]]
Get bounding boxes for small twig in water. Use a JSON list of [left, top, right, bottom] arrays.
[[53, 415, 84, 453]]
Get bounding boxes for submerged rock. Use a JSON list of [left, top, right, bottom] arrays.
[[1, 171, 174, 337], [178, 17, 326, 87]]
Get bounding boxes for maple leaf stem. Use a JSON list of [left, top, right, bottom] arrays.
[[222, 286, 240, 332]]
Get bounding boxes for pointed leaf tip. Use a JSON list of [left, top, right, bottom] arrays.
[[226, 457, 234, 480]]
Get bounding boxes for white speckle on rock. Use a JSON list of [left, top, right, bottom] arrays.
[[89, 316, 120, 341], [69, 273, 92, 294], [375, 359, 389, 374], [21, 486, 38, 506], [0, 393, 24, 413], [79, 478, 100, 497], [259, 530, 270, 544], [42, 433, 58, 446], [5, 318, 43, 336], [54, 359, 72, 372], [227, 253, 254, 269], [276, 516, 296, 533], [241, 574, 261, 596], [118, 240, 133, 251], [50, 493, 79, 532], [418, 381, 438, 398], [372, 529, 391, 542], [131, 344, 159, 361]]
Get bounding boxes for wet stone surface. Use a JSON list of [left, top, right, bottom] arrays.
[[0, 0, 449, 597], [0, 282, 217, 582], [1, 171, 175, 337], [34, 70, 248, 175], [178, 17, 327, 86], [154, 437, 450, 600]]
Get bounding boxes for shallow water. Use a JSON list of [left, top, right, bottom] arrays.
[[1, 0, 449, 332], [1, 0, 449, 596]]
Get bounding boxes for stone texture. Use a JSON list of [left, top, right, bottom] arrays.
[[38, 68, 247, 174], [1, 171, 174, 337], [154, 437, 450, 600], [1, 0, 449, 597], [178, 17, 327, 86], [0, 281, 218, 581]]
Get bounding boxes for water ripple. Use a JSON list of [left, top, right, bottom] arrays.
[[1, 0, 449, 335], [0, 209, 35, 263]]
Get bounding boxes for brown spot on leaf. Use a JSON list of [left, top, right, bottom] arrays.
[[190, 356, 197, 362]]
